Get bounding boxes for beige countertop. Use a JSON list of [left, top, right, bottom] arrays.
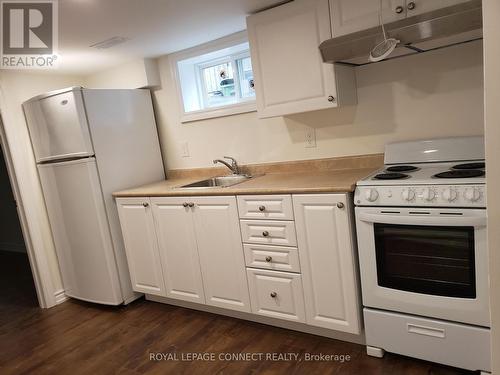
[[112, 168, 377, 198]]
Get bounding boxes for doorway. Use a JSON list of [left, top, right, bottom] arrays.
[[0, 145, 38, 309]]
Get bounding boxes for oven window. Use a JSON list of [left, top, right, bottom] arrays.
[[374, 224, 476, 298]]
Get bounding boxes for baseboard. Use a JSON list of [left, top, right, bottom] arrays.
[[54, 289, 68, 305], [146, 295, 366, 345]]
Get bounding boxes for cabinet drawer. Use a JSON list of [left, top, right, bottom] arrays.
[[240, 220, 297, 247], [247, 268, 305, 322], [237, 195, 293, 220], [244, 243, 300, 273], [364, 308, 491, 372]]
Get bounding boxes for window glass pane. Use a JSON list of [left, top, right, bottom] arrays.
[[237, 56, 255, 99], [175, 41, 255, 115], [202, 61, 236, 108]]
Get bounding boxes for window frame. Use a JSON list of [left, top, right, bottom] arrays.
[[170, 31, 256, 123]]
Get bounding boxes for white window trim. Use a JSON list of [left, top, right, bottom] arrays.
[[170, 31, 256, 123]]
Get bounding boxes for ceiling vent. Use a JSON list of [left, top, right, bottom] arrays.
[[90, 36, 130, 49]]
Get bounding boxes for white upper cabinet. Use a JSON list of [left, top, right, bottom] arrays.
[[404, 0, 471, 16], [330, 0, 472, 38], [330, 0, 406, 37], [293, 194, 361, 334], [193, 197, 251, 313], [151, 198, 206, 304], [247, 0, 356, 118], [116, 198, 166, 297]]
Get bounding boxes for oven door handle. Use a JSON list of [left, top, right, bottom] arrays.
[[357, 212, 486, 227]]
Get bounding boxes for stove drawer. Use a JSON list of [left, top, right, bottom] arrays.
[[364, 308, 491, 372]]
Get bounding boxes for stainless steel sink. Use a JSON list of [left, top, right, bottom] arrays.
[[178, 174, 252, 189]]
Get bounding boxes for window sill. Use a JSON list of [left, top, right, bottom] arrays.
[[180, 101, 257, 123]]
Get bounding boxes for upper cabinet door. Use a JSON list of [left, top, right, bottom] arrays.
[[193, 196, 251, 313], [293, 194, 361, 334], [151, 197, 206, 304], [405, 0, 471, 17], [23, 88, 94, 163], [116, 197, 166, 297], [330, 0, 406, 37], [247, 0, 356, 118]]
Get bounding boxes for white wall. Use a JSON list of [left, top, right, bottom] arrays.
[[483, 0, 500, 372], [152, 40, 484, 170], [85, 58, 160, 89], [0, 71, 84, 307]]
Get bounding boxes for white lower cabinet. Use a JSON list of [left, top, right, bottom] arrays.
[[193, 197, 251, 312], [116, 198, 166, 296], [151, 197, 205, 304], [116, 193, 361, 336], [247, 268, 305, 322], [293, 194, 361, 334]]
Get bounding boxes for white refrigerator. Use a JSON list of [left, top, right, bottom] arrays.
[[23, 87, 165, 305]]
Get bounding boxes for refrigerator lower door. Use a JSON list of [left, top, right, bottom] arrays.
[[38, 157, 123, 305]]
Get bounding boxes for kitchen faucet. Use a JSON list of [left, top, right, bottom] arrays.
[[213, 156, 240, 175]]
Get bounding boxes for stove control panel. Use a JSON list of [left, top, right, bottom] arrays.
[[355, 185, 486, 207]]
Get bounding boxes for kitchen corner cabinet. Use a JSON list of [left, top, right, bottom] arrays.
[[116, 198, 166, 296], [330, 0, 471, 38], [246, 0, 357, 118], [293, 194, 361, 334]]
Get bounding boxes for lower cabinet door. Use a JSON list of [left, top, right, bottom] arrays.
[[151, 197, 205, 304], [293, 194, 361, 334], [247, 268, 305, 322], [116, 198, 166, 296], [193, 196, 251, 312]]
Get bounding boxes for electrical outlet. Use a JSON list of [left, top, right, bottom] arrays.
[[181, 141, 190, 157], [305, 128, 316, 148]]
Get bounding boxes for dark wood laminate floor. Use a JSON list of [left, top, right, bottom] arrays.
[[0, 251, 472, 375]]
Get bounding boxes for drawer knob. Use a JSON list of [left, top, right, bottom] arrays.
[[407, 1, 416, 10], [259, 205, 266, 212], [188, 202, 195, 208], [142, 202, 149, 207], [328, 95, 335, 102], [182, 202, 189, 208], [262, 231, 270, 237], [337, 202, 345, 209], [395, 5, 404, 13], [270, 292, 277, 298], [265, 256, 272, 262]]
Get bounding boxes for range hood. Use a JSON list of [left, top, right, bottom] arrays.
[[320, 0, 482, 65]]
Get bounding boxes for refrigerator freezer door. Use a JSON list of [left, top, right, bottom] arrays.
[[23, 88, 94, 163], [38, 157, 123, 305]]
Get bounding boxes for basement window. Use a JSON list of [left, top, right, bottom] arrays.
[[174, 33, 256, 122]]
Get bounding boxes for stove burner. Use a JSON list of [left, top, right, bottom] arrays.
[[385, 165, 419, 172], [452, 162, 485, 170], [374, 172, 410, 180], [434, 170, 485, 179]]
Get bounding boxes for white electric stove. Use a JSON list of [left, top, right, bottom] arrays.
[[354, 136, 491, 373]]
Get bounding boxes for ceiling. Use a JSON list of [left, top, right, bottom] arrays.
[[57, 0, 286, 75]]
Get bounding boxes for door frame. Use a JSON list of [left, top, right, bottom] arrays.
[[0, 115, 54, 308]]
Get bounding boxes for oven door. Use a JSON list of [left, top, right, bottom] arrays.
[[355, 207, 489, 327]]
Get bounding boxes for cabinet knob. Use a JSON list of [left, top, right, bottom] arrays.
[[336, 202, 345, 209], [328, 95, 335, 102], [142, 202, 149, 207], [270, 292, 277, 298], [183, 202, 189, 208], [262, 231, 270, 237], [407, 1, 416, 10], [395, 5, 404, 13], [259, 205, 266, 212], [188, 202, 195, 208], [265, 256, 272, 262]]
